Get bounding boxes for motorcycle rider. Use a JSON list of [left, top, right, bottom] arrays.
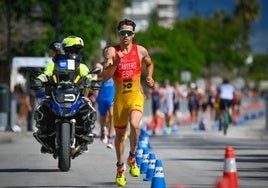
[[32, 35, 96, 153]]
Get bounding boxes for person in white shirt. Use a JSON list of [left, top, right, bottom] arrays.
[[216, 78, 236, 130]]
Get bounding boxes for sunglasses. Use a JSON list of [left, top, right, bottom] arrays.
[[119, 30, 134, 36]]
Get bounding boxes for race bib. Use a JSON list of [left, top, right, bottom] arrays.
[[57, 59, 75, 71]]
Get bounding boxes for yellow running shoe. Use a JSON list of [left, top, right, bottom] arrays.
[[127, 156, 140, 177], [116, 165, 126, 186]]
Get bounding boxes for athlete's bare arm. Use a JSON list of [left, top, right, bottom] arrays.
[[102, 47, 116, 81], [102, 46, 126, 81], [138, 45, 154, 87]]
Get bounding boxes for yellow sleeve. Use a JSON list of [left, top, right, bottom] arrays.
[[37, 62, 55, 82], [43, 62, 55, 76], [79, 64, 90, 77]]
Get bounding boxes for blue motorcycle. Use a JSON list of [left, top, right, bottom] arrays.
[[31, 60, 101, 172]]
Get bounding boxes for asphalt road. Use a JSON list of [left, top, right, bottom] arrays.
[[0, 117, 268, 188]]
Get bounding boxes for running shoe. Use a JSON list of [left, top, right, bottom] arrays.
[[107, 136, 114, 149], [107, 141, 114, 149], [100, 132, 107, 144], [116, 165, 126, 186], [127, 156, 140, 177]]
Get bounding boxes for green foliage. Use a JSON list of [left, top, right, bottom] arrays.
[[137, 12, 246, 83], [0, 0, 265, 85], [0, 0, 112, 64], [176, 14, 241, 70], [248, 54, 268, 81], [105, 0, 130, 44], [41, 0, 112, 63], [137, 24, 205, 84]]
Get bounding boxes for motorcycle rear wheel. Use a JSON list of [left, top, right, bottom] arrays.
[[58, 122, 71, 171]]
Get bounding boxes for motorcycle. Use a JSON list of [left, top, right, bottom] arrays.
[[31, 59, 101, 172]]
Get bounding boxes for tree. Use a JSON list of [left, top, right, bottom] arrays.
[[248, 54, 268, 81], [0, 0, 46, 84], [0, 0, 114, 84], [105, 0, 131, 45], [137, 23, 205, 84], [233, 0, 260, 75]]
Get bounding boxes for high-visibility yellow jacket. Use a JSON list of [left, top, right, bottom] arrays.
[[37, 61, 95, 93]]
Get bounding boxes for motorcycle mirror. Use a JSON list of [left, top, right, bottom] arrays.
[[89, 67, 101, 75], [90, 80, 102, 90]]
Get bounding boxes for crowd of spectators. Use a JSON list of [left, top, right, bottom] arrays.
[[144, 78, 248, 135]]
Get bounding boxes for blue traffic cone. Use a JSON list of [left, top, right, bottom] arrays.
[[135, 142, 143, 168], [143, 152, 156, 181], [140, 147, 149, 174], [162, 126, 168, 135], [212, 120, 219, 129], [236, 116, 245, 125], [139, 132, 151, 150], [243, 113, 250, 121], [151, 159, 166, 188], [140, 128, 149, 140], [171, 125, 178, 134], [259, 110, 265, 117], [193, 123, 199, 132]]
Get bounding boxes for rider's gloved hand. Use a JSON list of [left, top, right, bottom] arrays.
[[30, 78, 43, 90], [37, 74, 49, 82]]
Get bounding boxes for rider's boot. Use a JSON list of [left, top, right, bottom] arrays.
[[80, 124, 95, 145], [33, 123, 49, 153], [80, 126, 94, 153]]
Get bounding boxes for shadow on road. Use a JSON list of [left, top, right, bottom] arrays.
[[0, 168, 59, 173]]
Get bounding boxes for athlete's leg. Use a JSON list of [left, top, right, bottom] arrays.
[[115, 127, 127, 165], [129, 110, 143, 154], [106, 106, 115, 148], [127, 110, 142, 177], [107, 106, 115, 138], [97, 99, 109, 142], [99, 115, 107, 141], [114, 125, 127, 186]]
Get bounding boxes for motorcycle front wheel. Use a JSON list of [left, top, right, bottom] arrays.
[[58, 122, 71, 172]]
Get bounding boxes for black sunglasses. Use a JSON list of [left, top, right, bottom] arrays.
[[119, 30, 134, 36]]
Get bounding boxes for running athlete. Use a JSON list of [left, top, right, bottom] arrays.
[[173, 81, 184, 123], [95, 48, 115, 149], [102, 18, 154, 186], [162, 79, 175, 134], [147, 81, 165, 135], [187, 83, 200, 125]]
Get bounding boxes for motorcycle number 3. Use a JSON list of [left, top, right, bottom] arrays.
[[122, 82, 132, 94]]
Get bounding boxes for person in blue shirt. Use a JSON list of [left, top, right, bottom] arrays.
[[95, 47, 115, 149]]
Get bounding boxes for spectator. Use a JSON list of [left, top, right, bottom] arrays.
[[24, 88, 37, 131], [12, 84, 25, 125]]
